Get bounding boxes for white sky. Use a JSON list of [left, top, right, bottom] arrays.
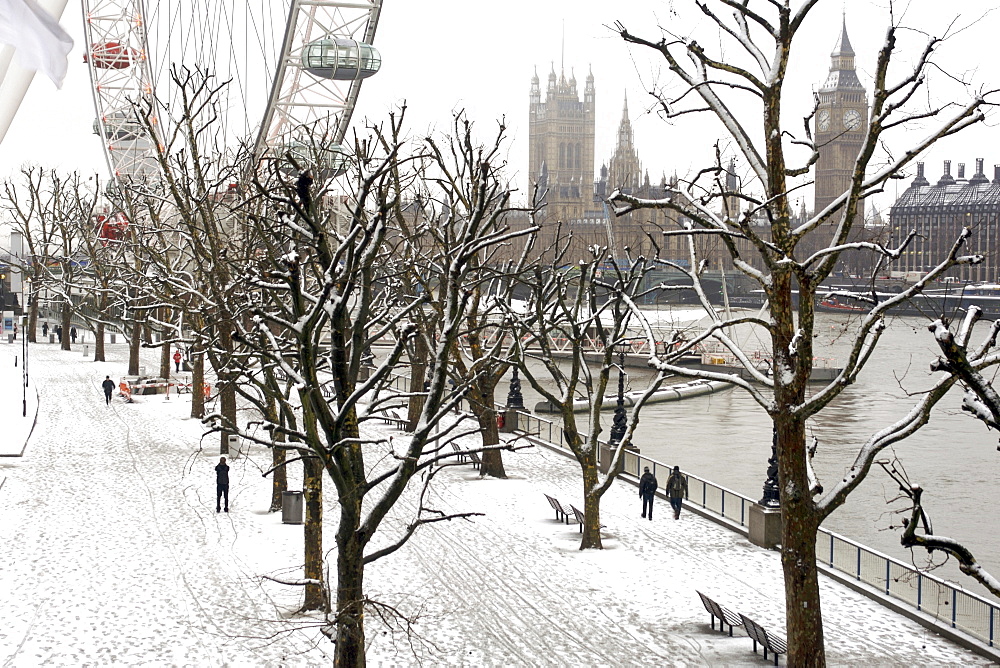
[[1, 1, 999, 215]]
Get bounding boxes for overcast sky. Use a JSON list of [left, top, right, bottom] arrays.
[[1, 1, 998, 215]]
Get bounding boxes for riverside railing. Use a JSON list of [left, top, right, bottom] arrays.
[[508, 406, 999, 650]]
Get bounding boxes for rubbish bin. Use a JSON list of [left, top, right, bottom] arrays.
[[282, 491, 304, 524]]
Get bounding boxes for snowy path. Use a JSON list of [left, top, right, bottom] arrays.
[[0, 342, 991, 666], [0, 344, 331, 666]]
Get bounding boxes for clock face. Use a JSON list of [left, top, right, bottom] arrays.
[[843, 108, 862, 131], [817, 110, 831, 132]]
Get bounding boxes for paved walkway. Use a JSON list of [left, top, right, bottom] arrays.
[[0, 341, 992, 666]]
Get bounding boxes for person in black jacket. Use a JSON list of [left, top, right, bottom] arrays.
[[638, 466, 658, 520], [666, 465, 689, 519], [215, 456, 230, 513], [101, 375, 115, 405]]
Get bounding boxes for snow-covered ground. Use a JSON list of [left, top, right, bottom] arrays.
[[0, 338, 990, 666]]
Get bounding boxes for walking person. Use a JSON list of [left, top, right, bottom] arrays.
[[55, 325, 62, 343], [666, 466, 688, 519], [70, 327, 77, 344], [101, 375, 115, 405], [173, 349, 182, 372], [215, 456, 230, 513], [41, 322, 48, 337], [639, 466, 658, 520]]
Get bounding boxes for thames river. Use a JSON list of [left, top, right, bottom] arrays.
[[517, 309, 1000, 599]]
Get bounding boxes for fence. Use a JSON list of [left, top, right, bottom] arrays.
[[508, 406, 999, 650]]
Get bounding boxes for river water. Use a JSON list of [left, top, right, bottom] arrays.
[[515, 309, 1000, 599]]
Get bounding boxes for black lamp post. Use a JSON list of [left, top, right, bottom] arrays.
[[506, 365, 524, 409], [759, 425, 781, 507], [609, 349, 627, 445]]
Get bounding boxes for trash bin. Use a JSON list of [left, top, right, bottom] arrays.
[[282, 491, 304, 524]]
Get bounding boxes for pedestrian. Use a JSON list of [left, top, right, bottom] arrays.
[[55, 325, 62, 343], [11, 323, 16, 340], [41, 322, 48, 337], [173, 349, 182, 372], [70, 327, 77, 343], [639, 466, 658, 520], [215, 456, 230, 513], [101, 375, 115, 405], [666, 465, 689, 520]]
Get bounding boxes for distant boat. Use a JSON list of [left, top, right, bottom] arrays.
[[817, 296, 867, 312], [534, 379, 732, 413]]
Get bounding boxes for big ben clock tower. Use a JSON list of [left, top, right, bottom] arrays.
[[814, 16, 867, 228]]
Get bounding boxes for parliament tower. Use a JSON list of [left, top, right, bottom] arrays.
[[814, 16, 867, 226], [528, 65, 595, 222]]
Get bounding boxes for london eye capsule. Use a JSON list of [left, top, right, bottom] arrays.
[[300, 38, 380, 80], [93, 110, 144, 141], [278, 141, 351, 180], [84, 42, 139, 69]]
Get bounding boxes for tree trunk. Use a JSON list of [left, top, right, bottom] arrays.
[[269, 443, 287, 513], [334, 512, 366, 668], [406, 336, 428, 432], [60, 301, 71, 351], [191, 351, 205, 419], [27, 293, 38, 343], [128, 319, 142, 376], [470, 383, 506, 478], [579, 456, 603, 549], [160, 338, 171, 379], [95, 321, 105, 362], [217, 327, 237, 455], [302, 453, 328, 612]]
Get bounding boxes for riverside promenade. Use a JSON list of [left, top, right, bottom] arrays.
[[0, 339, 996, 665]]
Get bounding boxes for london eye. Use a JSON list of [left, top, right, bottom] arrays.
[[81, 0, 383, 183]]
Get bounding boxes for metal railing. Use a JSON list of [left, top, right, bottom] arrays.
[[818, 528, 997, 648], [509, 406, 999, 650]]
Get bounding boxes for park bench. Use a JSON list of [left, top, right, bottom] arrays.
[[449, 443, 482, 470], [739, 613, 787, 665], [543, 494, 571, 523], [568, 504, 605, 533], [695, 591, 743, 637], [379, 409, 407, 429]]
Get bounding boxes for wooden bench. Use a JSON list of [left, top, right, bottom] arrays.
[[739, 613, 787, 665], [696, 591, 743, 637], [379, 409, 407, 429], [449, 443, 481, 470], [568, 504, 605, 533], [543, 494, 571, 523]]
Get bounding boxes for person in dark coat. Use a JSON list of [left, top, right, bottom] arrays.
[[55, 325, 62, 343], [41, 322, 48, 337], [70, 327, 77, 343], [638, 466, 658, 520], [215, 456, 230, 513], [666, 465, 689, 519], [101, 375, 115, 405]]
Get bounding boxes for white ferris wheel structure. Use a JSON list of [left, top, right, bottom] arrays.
[[80, 0, 383, 184]]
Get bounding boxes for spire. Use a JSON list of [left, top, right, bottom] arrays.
[[833, 12, 854, 57], [821, 14, 862, 91], [621, 92, 629, 121]]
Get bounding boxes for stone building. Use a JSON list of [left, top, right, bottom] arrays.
[[889, 159, 1000, 284]]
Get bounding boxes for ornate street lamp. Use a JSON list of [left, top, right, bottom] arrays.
[[759, 425, 781, 508], [506, 365, 524, 409], [609, 348, 627, 445]]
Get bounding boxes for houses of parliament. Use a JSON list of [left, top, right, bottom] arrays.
[[525, 20, 871, 292]]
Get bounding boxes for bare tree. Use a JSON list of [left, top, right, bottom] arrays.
[[393, 112, 539, 478], [1, 167, 68, 342], [514, 239, 672, 549], [614, 3, 998, 663], [227, 110, 530, 666]]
